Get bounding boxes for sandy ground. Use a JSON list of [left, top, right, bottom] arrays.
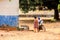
[[0, 21, 60, 40]]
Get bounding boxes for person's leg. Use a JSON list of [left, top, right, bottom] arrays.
[[42, 26, 46, 32], [36, 27, 39, 32], [34, 28, 38, 32], [36, 28, 38, 32], [34, 28, 36, 32], [38, 25, 40, 31], [39, 25, 42, 31]]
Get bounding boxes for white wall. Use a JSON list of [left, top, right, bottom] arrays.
[[0, 0, 19, 15]]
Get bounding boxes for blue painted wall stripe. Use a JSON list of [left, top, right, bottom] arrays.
[[0, 16, 18, 27]]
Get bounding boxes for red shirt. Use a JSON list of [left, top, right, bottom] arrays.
[[34, 19, 38, 28]]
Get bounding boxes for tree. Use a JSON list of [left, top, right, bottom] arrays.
[[29, 0, 36, 11], [19, 0, 59, 20], [19, 0, 42, 12], [43, 0, 59, 20], [19, 0, 29, 13]]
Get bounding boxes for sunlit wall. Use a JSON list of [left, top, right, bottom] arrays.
[[0, 0, 19, 27]]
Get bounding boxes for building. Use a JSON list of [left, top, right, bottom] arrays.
[[0, 0, 19, 27]]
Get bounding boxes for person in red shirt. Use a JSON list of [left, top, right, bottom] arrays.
[[34, 16, 39, 32]]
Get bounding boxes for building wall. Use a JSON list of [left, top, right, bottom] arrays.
[[0, 0, 19, 27]]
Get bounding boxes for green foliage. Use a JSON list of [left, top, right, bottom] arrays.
[[58, 4, 60, 12], [19, 0, 28, 13], [58, 4, 60, 9], [29, 0, 36, 11], [16, 27, 20, 31], [9, 0, 11, 2], [50, 18, 56, 22], [19, 0, 59, 13], [59, 0, 60, 3], [19, 0, 43, 13]]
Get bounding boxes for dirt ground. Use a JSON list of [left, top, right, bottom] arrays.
[[0, 21, 60, 40]]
